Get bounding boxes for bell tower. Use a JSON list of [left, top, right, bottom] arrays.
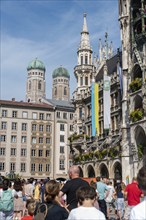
[[73, 13, 93, 135], [26, 58, 46, 103]]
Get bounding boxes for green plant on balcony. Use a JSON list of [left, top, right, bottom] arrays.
[[94, 150, 107, 160], [108, 146, 119, 158], [129, 78, 142, 92], [137, 144, 144, 159], [101, 149, 108, 158], [130, 108, 143, 122], [74, 155, 82, 163], [68, 134, 90, 142]]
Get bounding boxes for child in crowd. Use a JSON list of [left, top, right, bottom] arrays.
[[21, 199, 36, 220], [68, 186, 106, 220]]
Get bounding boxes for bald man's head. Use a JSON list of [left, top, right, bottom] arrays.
[[68, 165, 80, 178]]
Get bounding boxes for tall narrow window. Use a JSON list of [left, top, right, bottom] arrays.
[[55, 87, 57, 95], [64, 87, 67, 95], [59, 160, 65, 170], [81, 56, 83, 65], [85, 77, 88, 85], [80, 77, 83, 86], [79, 108, 82, 119], [2, 110, 7, 117], [38, 81, 41, 90], [29, 81, 31, 90], [85, 55, 88, 64]]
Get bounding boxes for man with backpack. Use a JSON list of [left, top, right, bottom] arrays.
[[0, 179, 17, 220]]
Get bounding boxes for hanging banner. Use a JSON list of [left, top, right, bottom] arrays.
[[91, 83, 99, 136], [103, 75, 111, 129]]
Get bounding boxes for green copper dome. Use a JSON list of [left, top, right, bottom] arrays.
[[27, 58, 45, 71], [52, 66, 70, 79]]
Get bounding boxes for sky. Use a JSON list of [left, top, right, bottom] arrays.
[[1, 0, 121, 101]]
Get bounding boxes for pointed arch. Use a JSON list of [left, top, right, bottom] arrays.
[[113, 162, 122, 181], [87, 165, 95, 177], [78, 166, 83, 177], [135, 125, 146, 164], [134, 95, 142, 110], [132, 64, 142, 80], [99, 163, 109, 178]]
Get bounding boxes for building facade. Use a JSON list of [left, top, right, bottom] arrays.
[[70, 7, 146, 183], [119, 0, 146, 179], [0, 61, 74, 179]]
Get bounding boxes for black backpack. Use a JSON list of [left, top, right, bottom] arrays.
[[34, 203, 48, 220]]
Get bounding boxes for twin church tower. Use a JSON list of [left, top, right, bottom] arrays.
[[26, 59, 70, 103]]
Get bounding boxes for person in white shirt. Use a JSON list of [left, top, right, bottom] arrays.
[[68, 185, 106, 220], [130, 166, 146, 220], [106, 181, 115, 219]]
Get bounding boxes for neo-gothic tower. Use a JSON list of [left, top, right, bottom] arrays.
[[52, 66, 70, 101], [73, 13, 93, 136], [26, 58, 46, 103], [119, 0, 146, 179]]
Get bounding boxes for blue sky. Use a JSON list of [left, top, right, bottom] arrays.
[[1, 0, 121, 101]]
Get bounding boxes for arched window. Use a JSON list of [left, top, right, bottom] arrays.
[[29, 81, 31, 90], [55, 87, 57, 95], [64, 87, 67, 95], [85, 55, 88, 64], [81, 56, 83, 65], [38, 81, 41, 90]]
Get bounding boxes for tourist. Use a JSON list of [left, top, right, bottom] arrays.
[[130, 166, 146, 219], [124, 176, 144, 220], [115, 183, 125, 220], [67, 186, 106, 220], [34, 180, 69, 220], [59, 165, 89, 211], [21, 199, 36, 220], [0, 179, 17, 220], [105, 181, 115, 219], [24, 178, 34, 201], [34, 181, 41, 203], [90, 180, 99, 209], [96, 176, 109, 219], [13, 179, 24, 219]]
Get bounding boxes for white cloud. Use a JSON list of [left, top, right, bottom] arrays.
[[1, 0, 121, 101]]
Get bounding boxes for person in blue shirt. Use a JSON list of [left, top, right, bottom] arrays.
[[96, 176, 109, 219]]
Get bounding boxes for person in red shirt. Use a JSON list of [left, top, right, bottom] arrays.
[[124, 177, 144, 220], [21, 199, 35, 220]]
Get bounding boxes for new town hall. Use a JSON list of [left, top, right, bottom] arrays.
[[0, 0, 146, 183]]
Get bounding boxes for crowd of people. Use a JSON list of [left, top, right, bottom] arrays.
[[0, 165, 145, 220]]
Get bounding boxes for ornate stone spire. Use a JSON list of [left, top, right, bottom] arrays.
[[80, 13, 91, 49]]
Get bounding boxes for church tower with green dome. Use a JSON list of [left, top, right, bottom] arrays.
[[52, 66, 70, 101], [26, 58, 46, 103]]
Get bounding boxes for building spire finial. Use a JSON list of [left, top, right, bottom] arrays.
[[82, 12, 88, 32]]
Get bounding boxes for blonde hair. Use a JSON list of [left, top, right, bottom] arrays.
[[26, 199, 36, 216]]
